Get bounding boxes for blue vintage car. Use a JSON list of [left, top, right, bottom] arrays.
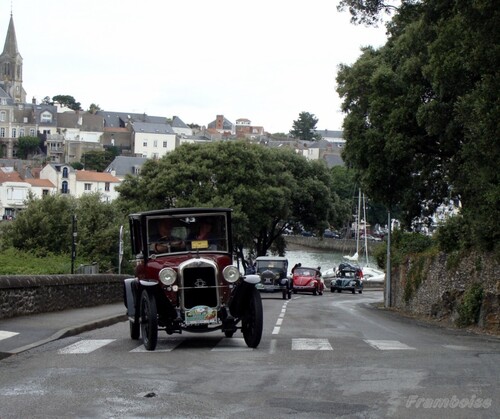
[[330, 262, 363, 294]]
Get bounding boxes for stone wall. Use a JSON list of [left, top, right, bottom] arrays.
[[0, 274, 130, 319], [390, 251, 499, 334]]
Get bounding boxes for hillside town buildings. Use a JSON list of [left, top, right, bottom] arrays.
[[0, 12, 345, 220]]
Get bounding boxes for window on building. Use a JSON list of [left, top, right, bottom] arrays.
[[29, 128, 35, 136], [12, 128, 16, 138], [0, 111, 5, 121], [41, 111, 53, 123], [0, 128, 5, 138], [153, 140, 158, 147], [62, 167, 69, 178], [143, 140, 147, 147], [19, 128, 24, 136], [152, 152, 159, 159], [163, 141, 168, 148], [105, 182, 110, 192], [61, 181, 68, 194], [42, 189, 49, 196], [84, 183, 92, 191]]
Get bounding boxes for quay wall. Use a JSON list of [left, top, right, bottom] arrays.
[[0, 274, 128, 319], [285, 235, 380, 253]]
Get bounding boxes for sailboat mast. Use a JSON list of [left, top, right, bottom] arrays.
[[356, 189, 361, 255], [363, 192, 369, 266]]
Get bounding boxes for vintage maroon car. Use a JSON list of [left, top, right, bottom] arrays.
[[291, 266, 324, 295], [123, 208, 263, 351]]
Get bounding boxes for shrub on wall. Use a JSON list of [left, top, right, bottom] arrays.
[[456, 283, 484, 327]]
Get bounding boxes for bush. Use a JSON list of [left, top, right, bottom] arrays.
[[390, 229, 434, 266], [456, 283, 483, 327], [434, 215, 470, 253]]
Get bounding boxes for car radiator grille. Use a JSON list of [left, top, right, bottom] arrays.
[[182, 266, 218, 309]]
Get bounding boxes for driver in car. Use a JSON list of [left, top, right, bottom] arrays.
[[151, 218, 186, 253]]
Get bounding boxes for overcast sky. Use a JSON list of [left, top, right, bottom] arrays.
[[6, 0, 388, 133]]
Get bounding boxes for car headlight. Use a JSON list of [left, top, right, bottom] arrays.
[[223, 265, 240, 283], [159, 268, 177, 286]]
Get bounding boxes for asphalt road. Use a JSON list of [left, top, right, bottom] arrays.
[[0, 290, 498, 418]]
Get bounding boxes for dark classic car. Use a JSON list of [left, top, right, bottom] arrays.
[[123, 208, 263, 351], [254, 256, 292, 299], [292, 266, 324, 295], [330, 262, 363, 294]]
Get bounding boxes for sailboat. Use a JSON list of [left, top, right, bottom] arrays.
[[344, 190, 385, 283]]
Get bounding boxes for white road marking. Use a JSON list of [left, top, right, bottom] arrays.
[[272, 326, 280, 335], [0, 330, 19, 341], [364, 340, 416, 350], [58, 339, 115, 354], [276, 318, 283, 326], [292, 338, 333, 351], [212, 338, 253, 351], [269, 339, 277, 354], [443, 345, 473, 351], [131, 338, 183, 352]]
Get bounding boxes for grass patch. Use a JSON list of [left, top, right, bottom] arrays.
[[0, 247, 79, 274]]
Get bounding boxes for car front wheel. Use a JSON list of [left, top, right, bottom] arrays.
[[242, 288, 263, 348], [140, 289, 158, 351]]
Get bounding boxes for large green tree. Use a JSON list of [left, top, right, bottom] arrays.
[[336, 0, 499, 250], [117, 141, 338, 265], [289, 112, 322, 141], [16, 136, 40, 159]]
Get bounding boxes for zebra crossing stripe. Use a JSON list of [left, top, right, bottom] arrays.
[[364, 340, 416, 350], [130, 338, 183, 352], [292, 338, 333, 351], [57, 339, 115, 354], [0, 331, 19, 341], [212, 337, 253, 351]]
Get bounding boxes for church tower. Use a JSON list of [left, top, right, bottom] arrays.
[[0, 12, 25, 103]]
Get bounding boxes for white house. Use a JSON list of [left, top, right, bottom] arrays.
[[132, 121, 177, 159], [40, 164, 120, 201], [0, 167, 56, 219]]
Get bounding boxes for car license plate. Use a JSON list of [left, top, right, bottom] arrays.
[[185, 305, 218, 325]]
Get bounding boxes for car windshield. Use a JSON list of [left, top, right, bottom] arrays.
[[147, 214, 228, 254], [255, 260, 287, 273], [294, 268, 316, 276]]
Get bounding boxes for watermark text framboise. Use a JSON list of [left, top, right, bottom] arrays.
[[406, 394, 492, 409]]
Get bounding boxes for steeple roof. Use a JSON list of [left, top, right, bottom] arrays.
[[2, 13, 20, 57]]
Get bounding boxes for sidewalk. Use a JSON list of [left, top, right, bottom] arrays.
[[0, 303, 126, 360]]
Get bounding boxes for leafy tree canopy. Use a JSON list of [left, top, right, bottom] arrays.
[[82, 149, 118, 171], [336, 0, 499, 250], [16, 136, 40, 159], [337, 0, 405, 26], [88, 103, 101, 114], [1, 193, 125, 272], [116, 141, 340, 263], [289, 112, 322, 141], [52, 95, 81, 111]]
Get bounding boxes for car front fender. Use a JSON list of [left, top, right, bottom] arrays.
[[229, 277, 259, 318]]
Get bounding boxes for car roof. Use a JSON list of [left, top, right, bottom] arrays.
[[130, 208, 232, 218], [255, 256, 288, 262]]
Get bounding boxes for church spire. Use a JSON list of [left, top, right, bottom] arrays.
[[2, 13, 19, 56], [0, 11, 25, 102]]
